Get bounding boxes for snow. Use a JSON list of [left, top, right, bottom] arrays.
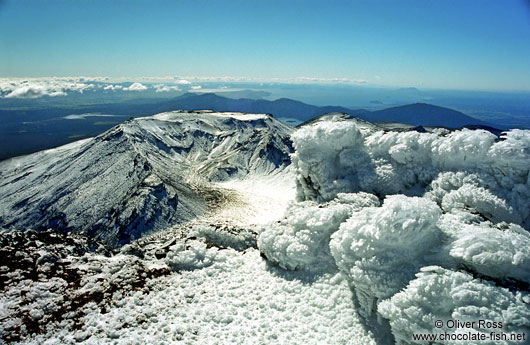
[[291, 118, 530, 228], [166, 240, 221, 271], [92, 249, 377, 345], [214, 169, 296, 226], [152, 111, 268, 122], [124, 82, 148, 91], [1, 112, 529, 344], [208, 112, 269, 121], [0, 111, 293, 246], [427, 172, 525, 226], [378, 266, 530, 345], [259, 116, 529, 343], [291, 117, 367, 202], [3, 233, 380, 345], [258, 192, 379, 271], [330, 195, 443, 316], [446, 221, 530, 284]]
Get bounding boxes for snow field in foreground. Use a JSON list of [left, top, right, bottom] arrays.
[[259, 118, 530, 344], [32, 249, 379, 345]]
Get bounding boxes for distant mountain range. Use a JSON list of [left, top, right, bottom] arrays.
[[366, 103, 495, 128], [155, 93, 496, 129], [149, 93, 367, 122], [0, 92, 500, 161]]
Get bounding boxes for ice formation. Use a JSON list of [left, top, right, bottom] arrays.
[[291, 116, 530, 228], [378, 266, 530, 345], [446, 221, 530, 284], [258, 192, 379, 271], [329, 195, 443, 316], [166, 240, 222, 271], [259, 115, 530, 344]]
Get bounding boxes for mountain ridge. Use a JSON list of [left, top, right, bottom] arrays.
[[155, 93, 361, 121], [161, 93, 496, 128], [0, 111, 293, 246]]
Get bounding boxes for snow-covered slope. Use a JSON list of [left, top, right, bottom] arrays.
[[0, 111, 293, 246], [0, 226, 384, 345]]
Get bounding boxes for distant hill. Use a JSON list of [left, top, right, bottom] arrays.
[[366, 103, 496, 128], [161, 95, 494, 129], [154, 93, 368, 122], [209, 90, 271, 99]]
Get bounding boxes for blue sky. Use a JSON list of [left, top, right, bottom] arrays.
[[0, 0, 529, 91]]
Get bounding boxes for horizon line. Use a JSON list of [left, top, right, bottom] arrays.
[[1, 75, 529, 94]]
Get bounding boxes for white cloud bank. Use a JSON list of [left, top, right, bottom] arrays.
[[0, 75, 371, 99], [103, 84, 123, 91], [0, 77, 96, 99], [5, 85, 66, 98], [154, 84, 180, 93]]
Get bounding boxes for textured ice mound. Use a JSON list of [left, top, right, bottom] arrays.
[[446, 221, 530, 284], [259, 192, 379, 271], [292, 118, 530, 228], [378, 266, 530, 345], [259, 117, 530, 344], [330, 195, 443, 316], [166, 240, 222, 271], [427, 171, 526, 226]]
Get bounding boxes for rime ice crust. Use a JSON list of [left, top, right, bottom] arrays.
[[446, 222, 530, 284], [258, 192, 379, 271], [291, 118, 369, 202], [378, 266, 530, 345], [291, 117, 530, 228], [329, 196, 443, 316], [258, 116, 530, 344]]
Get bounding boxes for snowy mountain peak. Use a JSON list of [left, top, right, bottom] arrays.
[[0, 111, 293, 246], [151, 110, 270, 122]]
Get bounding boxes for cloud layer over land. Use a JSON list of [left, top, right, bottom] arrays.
[[0, 77, 197, 99]]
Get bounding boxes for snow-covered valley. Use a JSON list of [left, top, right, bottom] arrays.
[[1, 111, 529, 344]]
